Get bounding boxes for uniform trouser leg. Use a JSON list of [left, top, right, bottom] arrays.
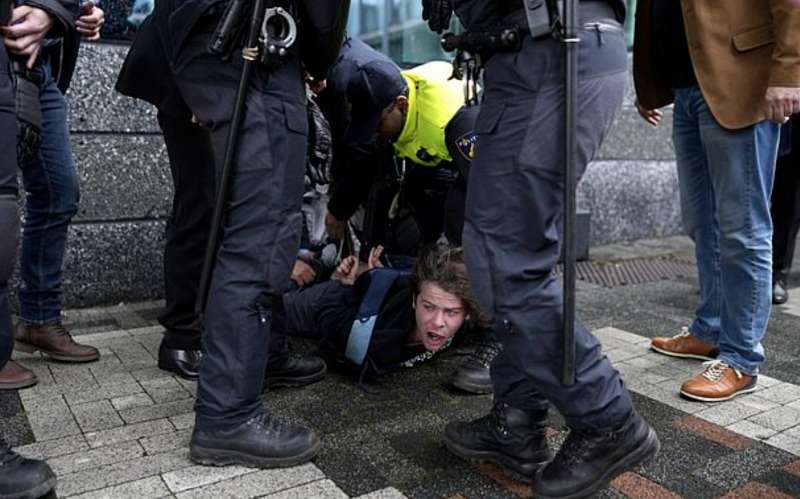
[[156, 111, 215, 350], [464, 25, 633, 430], [173, 33, 308, 430], [770, 122, 800, 283], [0, 46, 19, 370]]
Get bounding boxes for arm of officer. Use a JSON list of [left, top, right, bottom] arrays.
[[297, 0, 350, 80], [763, 0, 800, 123], [18, 0, 76, 37], [76, 2, 103, 40]]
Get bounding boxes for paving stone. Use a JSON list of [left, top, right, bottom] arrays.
[[628, 382, 709, 414], [131, 367, 174, 383], [605, 346, 645, 363], [139, 429, 192, 455], [48, 440, 145, 476], [75, 329, 133, 347], [754, 383, 800, 405], [90, 367, 140, 387], [119, 399, 195, 425], [141, 377, 193, 404], [128, 326, 165, 337], [726, 420, 778, 441], [695, 401, 766, 427], [173, 464, 324, 499], [169, 413, 195, 431], [57, 449, 192, 496], [65, 381, 144, 406], [69, 475, 171, 499], [162, 465, 256, 493], [354, 487, 409, 499], [736, 394, 781, 413], [112, 392, 155, 411], [693, 445, 795, 488], [783, 424, 800, 440], [71, 399, 125, 433], [24, 395, 82, 441], [756, 375, 783, 388], [85, 418, 175, 448], [593, 327, 651, 345], [260, 479, 349, 499], [49, 364, 98, 388], [748, 406, 800, 432], [113, 343, 157, 369], [620, 354, 671, 371], [766, 433, 800, 456], [15, 435, 89, 460]]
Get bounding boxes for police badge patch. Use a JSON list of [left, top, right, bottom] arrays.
[[455, 132, 477, 161]]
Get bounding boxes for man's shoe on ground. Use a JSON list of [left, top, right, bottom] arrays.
[[450, 341, 501, 394], [680, 360, 757, 402], [14, 322, 99, 362], [265, 352, 326, 389], [773, 280, 789, 305], [443, 402, 551, 483], [158, 343, 202, 380], [531, 412, 660, 499], [0, 360, 38, 390], [190, 412, 320, 468], [0, 440, 57, 499], [650, 327, 718, 361]]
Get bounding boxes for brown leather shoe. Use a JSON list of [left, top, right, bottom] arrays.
[[14, 322, 99, 363], [650, 328, 718, 361], [680, 361, 757, 402], [0, 360, 38, 390]]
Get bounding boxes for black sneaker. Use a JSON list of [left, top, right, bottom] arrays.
[[531, 412, 660, 499], [265, 352, 326, 389], [450, 341, 502, 394], [773, 279, 789, 305], [0, 440, 57, 499], [158, 342, 202, 381], [190, 412, 320, 468], [443, 402, 551, 483]]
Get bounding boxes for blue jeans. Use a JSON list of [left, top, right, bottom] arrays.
[[17, 62, 79, 324], [673, 86, 779, 376]]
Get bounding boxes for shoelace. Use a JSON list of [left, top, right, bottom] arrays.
[[672, 327, 692, 340], [700, 360, 742, 382], [469, 341, 502, 368], [246, 413, 289, 437]]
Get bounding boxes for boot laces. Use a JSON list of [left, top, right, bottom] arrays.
[[701, 360, 741, 382], [673, 327, 692, 340], [479, 402, 511, 437], [468, 341, 502, 368], [247, 412, 290, 437], [557, 427, 616, 466]]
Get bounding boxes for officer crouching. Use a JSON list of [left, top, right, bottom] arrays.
[[116, 0, 349, 468], [428, 0, 661, 497]]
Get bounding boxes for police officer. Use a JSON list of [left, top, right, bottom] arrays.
[[432, 0, 660, 496], [116, 0, 349, 468]]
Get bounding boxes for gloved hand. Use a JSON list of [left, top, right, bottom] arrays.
[[421, 0, 453, 33]]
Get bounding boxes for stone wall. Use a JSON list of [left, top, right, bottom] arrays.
[[51, 41, 679, 308]]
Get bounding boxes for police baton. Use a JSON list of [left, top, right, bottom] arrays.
[[560, 0, 579, 386], [196, 0, 267, 316]]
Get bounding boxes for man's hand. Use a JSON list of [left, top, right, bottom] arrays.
[[290, 259, 317, 288], [332, 255, 359, 286], [421, 0, 452, 34], [762, 86, 800, 124], [635, 100, 663, 127], [0, 6, 53, 68], [325, 211, 347, 240], [366, 245, 384, 271], [77, 3, 104, 40]]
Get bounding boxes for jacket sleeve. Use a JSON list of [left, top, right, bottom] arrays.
[[20, 0, 78, 38], [297, 0, 350, 80], [768, 0, 800, 87]]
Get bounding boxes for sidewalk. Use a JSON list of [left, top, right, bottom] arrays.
[[2, 236, 800, 498]]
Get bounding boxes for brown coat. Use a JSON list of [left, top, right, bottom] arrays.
[[633, 0, 800, 130]]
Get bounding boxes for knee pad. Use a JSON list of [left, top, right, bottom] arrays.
[[0, 193, 19, 284]]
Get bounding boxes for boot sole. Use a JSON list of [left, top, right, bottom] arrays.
[[680, 385, 758, 402], [157, 360, 199, 381], [190, 438, 321, 469], [650, 345, 716, 361], [0, 376, 38, 390], [4, 475, 57, 499], [443, 434, 550, 484], [265, 366, 326, 389], [531, 426, 660, 499], [14, 341, 99, 363], [450, 377, 493, 395]]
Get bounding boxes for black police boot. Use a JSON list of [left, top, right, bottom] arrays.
[[531, 412, 660, 499], [773, 279, 789, 305], [443, 402, 551, 482], [450, 340, 502, 394], [0, 439, 57, 499], [190, 412, 320, 468], [264, 352, 326, 389], [158, 341, 203, 381]]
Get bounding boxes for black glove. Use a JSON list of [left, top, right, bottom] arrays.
[[421, 0, 453, 34]]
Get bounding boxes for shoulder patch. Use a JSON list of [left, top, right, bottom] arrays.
[[455, 132, 477, 162]]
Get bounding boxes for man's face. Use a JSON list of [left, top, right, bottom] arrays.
[[376, 96, 408, 140], [413, 281, 466, 351]]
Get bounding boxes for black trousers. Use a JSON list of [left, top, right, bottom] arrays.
[[771, 118, 800, 284], [0, 44, 19, 370]]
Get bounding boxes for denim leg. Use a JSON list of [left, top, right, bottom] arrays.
[[0, 45, 17, 369], [17, 63, 80, 324], [672, 89, 721, 345]]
